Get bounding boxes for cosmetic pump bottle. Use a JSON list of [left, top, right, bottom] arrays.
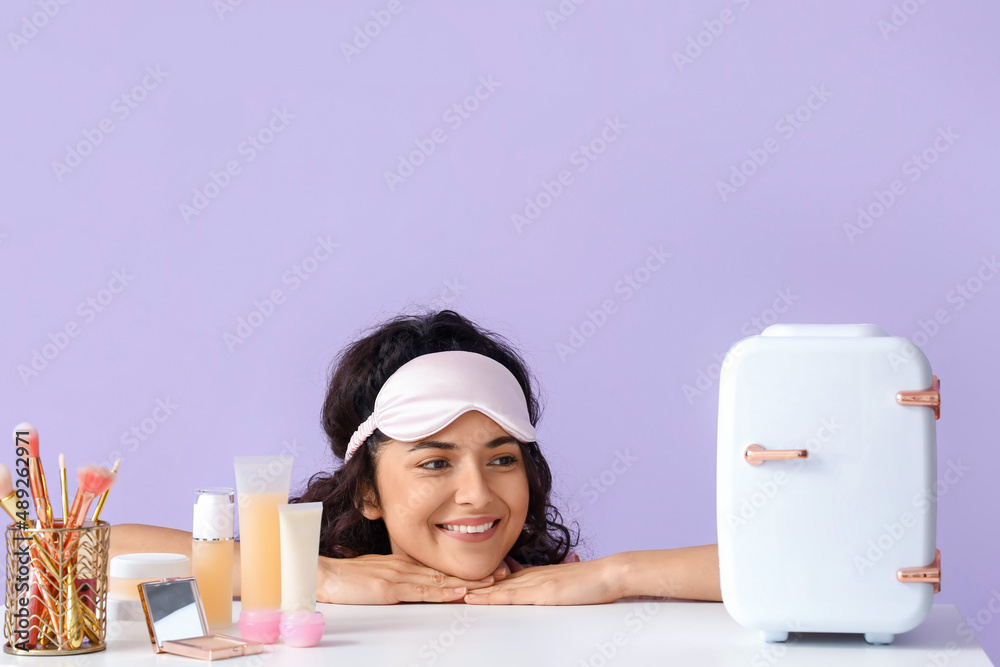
[[192, 488, 235, 630]]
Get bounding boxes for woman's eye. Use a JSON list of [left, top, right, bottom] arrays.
[[420, 459, 448, 470], [490, 455, 519, 467]]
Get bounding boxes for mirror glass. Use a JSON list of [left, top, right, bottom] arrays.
[[142, 579, 207, 645]]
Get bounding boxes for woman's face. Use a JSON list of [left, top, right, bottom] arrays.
[[364, 410, 530, 580]]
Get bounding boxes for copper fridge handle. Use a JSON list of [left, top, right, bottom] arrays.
[[897, 548, 941, 594], [744, 444, 809, 466], [896, 375, 941, 420]]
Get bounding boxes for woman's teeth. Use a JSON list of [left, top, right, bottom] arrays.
[[441, 520, 497, 534]]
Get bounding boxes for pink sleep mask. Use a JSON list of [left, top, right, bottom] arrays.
[[344, 351, 536, 462]]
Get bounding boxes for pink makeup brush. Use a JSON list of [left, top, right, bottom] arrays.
[[90, 458, 121, 522], [61, 465, 118, 618], [66, 466, 117, 531], [13, 422, 52, 528]]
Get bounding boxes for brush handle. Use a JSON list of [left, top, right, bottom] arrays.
[[27, 580, 42, 648], [64, 561, 83, 649], [28, 458, 52, 529], [90, 460, 121, 523], [60, 468, 69, 524], [38, 459, 53, 527], [28, 545, 61, 648], [65, 489, 96, 531], [90, 490, 111, 523], [62, 489, 97, 560]]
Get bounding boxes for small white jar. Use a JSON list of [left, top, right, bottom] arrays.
[[109, 553, 191, 622]]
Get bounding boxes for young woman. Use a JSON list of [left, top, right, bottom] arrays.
[[111, 310, 721, 605]]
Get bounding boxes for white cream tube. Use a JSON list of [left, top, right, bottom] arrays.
[[277, 502, 323, 612]]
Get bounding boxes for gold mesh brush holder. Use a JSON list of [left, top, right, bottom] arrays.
[[3, 520, 110, 656]]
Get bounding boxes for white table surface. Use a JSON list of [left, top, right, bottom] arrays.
[[3, 601, 994, 666]]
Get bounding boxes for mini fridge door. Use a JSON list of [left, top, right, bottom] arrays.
[[717, 324, 938, 641]]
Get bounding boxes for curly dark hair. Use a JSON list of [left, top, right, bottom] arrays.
[[291, 310, 577, 567]]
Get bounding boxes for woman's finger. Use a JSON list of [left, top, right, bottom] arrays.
[[462, 574, 537, 595], [463, 584, 525, 605], [393, 564, 494, 590], [465, 561, 618, 606], [394, 583, 471, 603]]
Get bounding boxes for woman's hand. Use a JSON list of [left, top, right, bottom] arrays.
[[465, 547, 723, 604], [463, 556, 624, 606], [317, 553, 508, 604]]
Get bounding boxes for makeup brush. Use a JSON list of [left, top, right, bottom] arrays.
[[65, 465, 117, 531], [64, 560, 83, 649], [0, 464, 57, 569], [59, 454, 69, 526], [77, 458, 119, 631], [62, 465, 117, 564], [61, 465, 116, 647], [14, 422, 52, 528], [0, 463, 20, 521], [90, 458, 121, 522], [0, 464, 58, 568], [1, 464, 59, 647]]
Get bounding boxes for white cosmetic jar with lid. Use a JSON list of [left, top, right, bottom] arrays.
[[109, 553, 191, 621]]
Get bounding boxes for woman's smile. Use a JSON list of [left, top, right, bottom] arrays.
[[436, 517, 501, 541]]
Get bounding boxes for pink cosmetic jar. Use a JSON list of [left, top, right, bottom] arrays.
[[280, 611, 325, 648], [239, 609, 282, 644]]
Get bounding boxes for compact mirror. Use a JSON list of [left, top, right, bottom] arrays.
[[139, 577, 208, 651], [138, 577, 262, 661]]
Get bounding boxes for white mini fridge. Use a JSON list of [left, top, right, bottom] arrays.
[[716, 323, 942, 644]]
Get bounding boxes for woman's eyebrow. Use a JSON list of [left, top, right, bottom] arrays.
[[408, 441, 457, 452], [485, 436, 519, 449], [407, 435, 518, 452]]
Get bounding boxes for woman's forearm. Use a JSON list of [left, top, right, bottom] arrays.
[[110, 523, 243, 596], [613, 544, 722, 601], [110, 526, 722, 604]]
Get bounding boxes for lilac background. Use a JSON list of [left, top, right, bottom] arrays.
[[3, 0, 999, 659]]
